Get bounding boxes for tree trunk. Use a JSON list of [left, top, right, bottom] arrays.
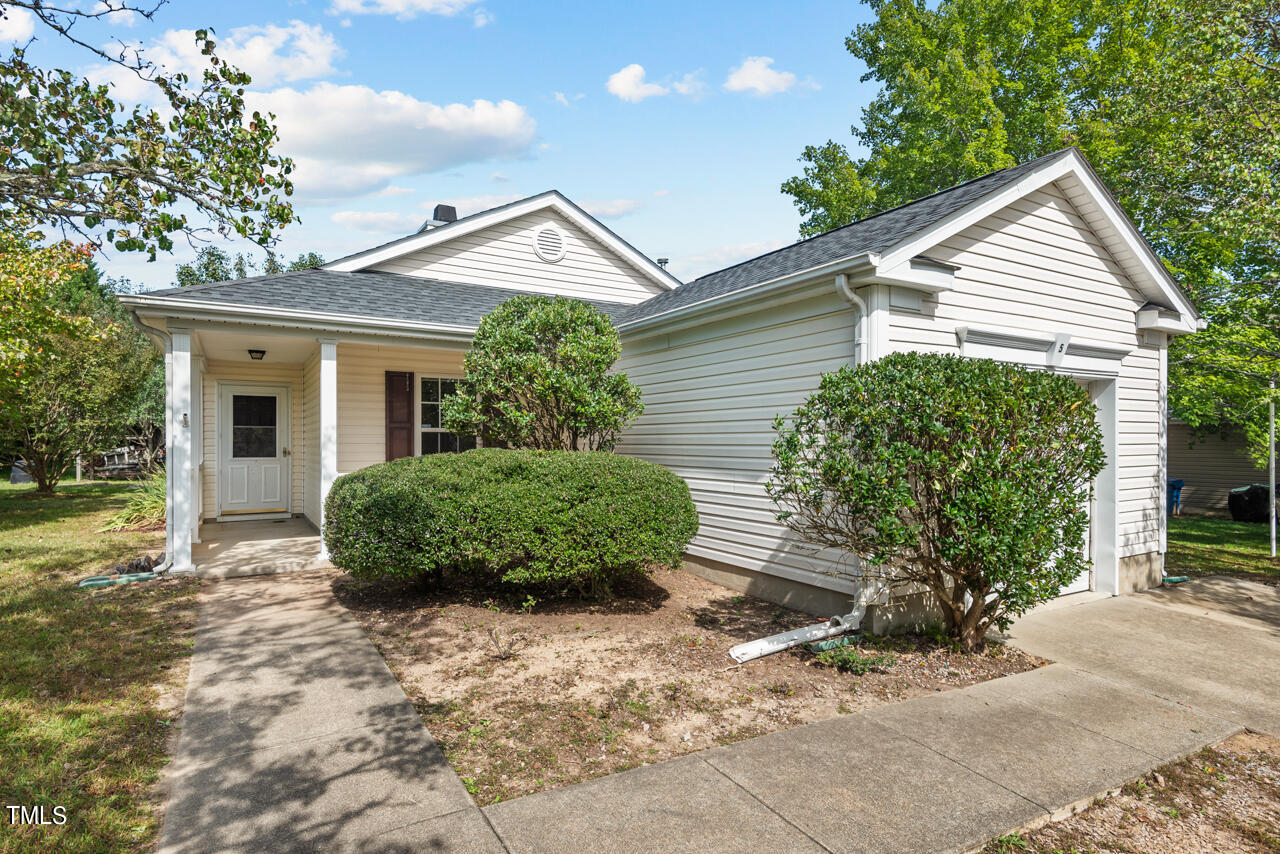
[[956, 599, 988, 653]]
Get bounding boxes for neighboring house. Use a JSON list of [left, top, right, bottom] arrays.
[[121, 147, 1201, 617], [1168, 420, 1267, 515]]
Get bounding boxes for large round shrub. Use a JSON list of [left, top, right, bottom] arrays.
[[323, 448, 698, 597], [767, 352, 1106, 651]]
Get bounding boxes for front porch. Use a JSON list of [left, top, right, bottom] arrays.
[[192, 518, 330, 578], [148, 318, 471, 575]]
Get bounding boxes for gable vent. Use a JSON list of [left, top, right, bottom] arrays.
[[532, 224, 567, 263]]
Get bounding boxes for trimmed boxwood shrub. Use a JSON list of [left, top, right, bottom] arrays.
[[323, 448, 698, 598]]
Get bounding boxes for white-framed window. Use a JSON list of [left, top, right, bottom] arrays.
[[417, 376, 478, 455]]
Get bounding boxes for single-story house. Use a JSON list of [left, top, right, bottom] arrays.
[[1167, 420, 1267, 515], [121, 146, 1201, 618]]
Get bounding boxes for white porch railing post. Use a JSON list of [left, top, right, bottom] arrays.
[[318, 337, 338, 560], [169, 328, 195, 572]]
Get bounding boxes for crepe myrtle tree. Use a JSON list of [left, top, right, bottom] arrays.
[[767, 352, 1106, 652], [441, 294, 643, 451]]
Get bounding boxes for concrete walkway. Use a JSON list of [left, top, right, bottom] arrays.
[[162, 575, 1278, 854], [158, 573, 497, 854]]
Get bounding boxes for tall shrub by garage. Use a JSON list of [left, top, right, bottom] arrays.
[[767, 352, 1106, 651], [324, 449, 698, 598]]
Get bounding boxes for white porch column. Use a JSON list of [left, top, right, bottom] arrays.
[[318, 337, 338, 559], [190, 354, 204, 545], [168, 328, 195, 573]]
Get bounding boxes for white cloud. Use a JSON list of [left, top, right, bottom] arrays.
[[376, 185, 415, 197], [672, 71, 707, 98], [553, 91, 584, 107], [0, 7, 34, 42], [430, 194, 523, 216], [668, 238, 790, 281], [581, 199, 641, 219], [328, 0, 479, 20], [248, 84, 537, 200], [93, 1, 138, 27], [472, 7, 493, 26], [331, 210, 423, 233], [724, 56, 810, 96], [92, 21, 343, 99], [606, 64, 668, 102], [652, 189, 671, 197], [490, 172, 510, 183]]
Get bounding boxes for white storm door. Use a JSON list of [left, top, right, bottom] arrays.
[[219, 384, 290, 516]]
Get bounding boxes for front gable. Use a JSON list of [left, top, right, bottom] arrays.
[[368, 209, 662, 305], [325, 192, 677, 306]]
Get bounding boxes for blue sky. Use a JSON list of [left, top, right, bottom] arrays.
[[6, 0, 880, 288]]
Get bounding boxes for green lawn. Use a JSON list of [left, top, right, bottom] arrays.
[[0, 479, 200, 854], [1167, 515, 1280, 584]]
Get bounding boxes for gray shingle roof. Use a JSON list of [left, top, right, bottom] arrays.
[[143, 269, 634, 326], [138, 150, 1082, 332], [616, 149, 1072, 326]]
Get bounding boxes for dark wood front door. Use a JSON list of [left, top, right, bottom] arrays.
[[385, 371, 413, 461]]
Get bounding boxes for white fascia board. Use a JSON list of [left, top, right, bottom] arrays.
[[1137, 305, 1197, 335], [850, 255, 957, 294], [120, 294, 477, 342], [323, 192, 680, 292], [617, 253, 878, 336], [877, 149, 1200, 330], [956, 323, 1134, 376]]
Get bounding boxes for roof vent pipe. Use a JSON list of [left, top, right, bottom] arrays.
[[656, 257, 669, 269], [433, 204, 458, 223]]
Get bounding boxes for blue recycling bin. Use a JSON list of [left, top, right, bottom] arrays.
[[1167, 479, 1183, 516]]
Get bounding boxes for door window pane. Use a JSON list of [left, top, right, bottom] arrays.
[[232, 395, 276, 458]]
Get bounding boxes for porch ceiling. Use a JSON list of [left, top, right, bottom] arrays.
[[195, 329, 318, 364]]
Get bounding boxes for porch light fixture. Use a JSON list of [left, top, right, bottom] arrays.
[[248, 349, 266, 361]]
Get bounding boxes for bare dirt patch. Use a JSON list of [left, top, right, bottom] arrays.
[[335, 566, 1044, 805], [986, 732, 1280, 854]]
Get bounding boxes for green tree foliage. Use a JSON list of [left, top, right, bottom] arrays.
[[1, 256, 156, 492], [0, 221, 95, 422], [175, 246, 325, 285], [0, 2, 295, 258], [285, 251, 325, 271], [782, 0, 1278, 459], [768, 353, 1106, 651], [442, 295, 644, 451], [324, 449, 698, 598]]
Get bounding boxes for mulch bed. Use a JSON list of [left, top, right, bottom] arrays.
[[335, 566, 1045, 805]]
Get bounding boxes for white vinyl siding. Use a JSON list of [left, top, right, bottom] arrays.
[[886, 180, 1164, 558], [335, 342, 465, 475], [616, 291, 862, 594], [1168, 422, 1266, 513], [370, 210, 661, 304], [199, 361, 305, 520]]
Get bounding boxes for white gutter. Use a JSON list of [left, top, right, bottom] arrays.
[[119, 294, 478, 342]]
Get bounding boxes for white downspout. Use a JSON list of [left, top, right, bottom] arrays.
[[835, 273, 867, 367]]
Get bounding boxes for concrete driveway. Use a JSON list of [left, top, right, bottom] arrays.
[[160, 573, 1277, 853], [1008, 575, 1280, 738]]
